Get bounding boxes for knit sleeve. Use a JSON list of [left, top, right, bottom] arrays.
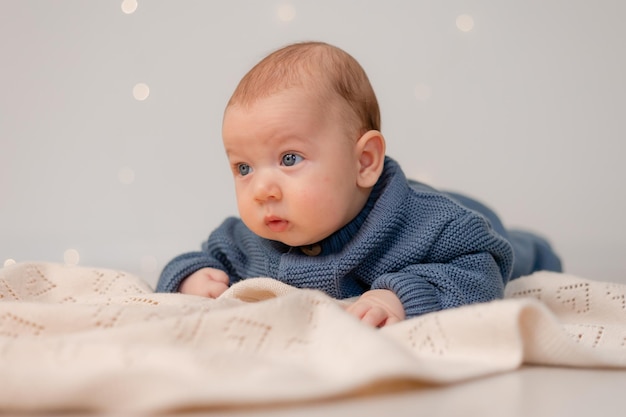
[[155, 251, 226, 292], [371, 212, 513, 318], [155, 217, 247, 293]]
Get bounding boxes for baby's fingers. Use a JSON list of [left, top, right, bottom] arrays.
[[346, 302, 387, 327], [360, 306, 389, 327], [381, 315, 401, 326], [204, 281, 229, 298], [208, 269, 230, 285], [345, 302, 369, 320]]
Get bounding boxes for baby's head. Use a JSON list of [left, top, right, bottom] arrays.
[[222, 42, 386, 248], [227, 41, 380, 138]]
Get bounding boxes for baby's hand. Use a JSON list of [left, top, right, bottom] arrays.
[[346, 289, 405, 327], [179, 267, 230, 298]]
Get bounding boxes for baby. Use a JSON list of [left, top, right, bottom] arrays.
[[157, 41, 561, 327]]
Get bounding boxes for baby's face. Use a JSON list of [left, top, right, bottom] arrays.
[[222, 88, 367, 247]]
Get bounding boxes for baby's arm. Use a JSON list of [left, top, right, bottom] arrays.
[[346, 289, 405, 327], [179, 267, 230, 298]]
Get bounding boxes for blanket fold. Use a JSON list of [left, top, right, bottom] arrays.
[[0, 262, 624, 413]]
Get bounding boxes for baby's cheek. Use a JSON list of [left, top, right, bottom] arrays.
[[295, 185, 331, 212]]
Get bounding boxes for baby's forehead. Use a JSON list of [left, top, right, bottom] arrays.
[[223, 87, 358, 140], [234, 69, 334, 103], [228, 82, 343, 115]]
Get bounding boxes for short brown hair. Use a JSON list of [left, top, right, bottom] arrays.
[[227, 41, 381, 135]]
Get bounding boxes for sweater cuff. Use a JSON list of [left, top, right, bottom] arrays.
[[371, 273, 441, 318], [156, 253, 222, 293]]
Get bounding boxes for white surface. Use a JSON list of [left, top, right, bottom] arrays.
[[8, 366, 625, 416], [216, 366, 626, 417], [1, 1, 625, 286]]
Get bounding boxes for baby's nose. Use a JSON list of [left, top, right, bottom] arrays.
[[253, 172, 282, 202]]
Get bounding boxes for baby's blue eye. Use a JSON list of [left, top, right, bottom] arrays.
[[282, 153, 303, 167], [237, 163, 252, 176]]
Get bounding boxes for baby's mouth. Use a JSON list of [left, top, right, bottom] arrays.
[[265, 216, 289, 232]]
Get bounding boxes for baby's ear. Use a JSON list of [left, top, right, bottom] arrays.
[[355, 130, 386, 188]]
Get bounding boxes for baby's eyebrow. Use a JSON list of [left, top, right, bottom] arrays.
[[223, 148, 243, 159]]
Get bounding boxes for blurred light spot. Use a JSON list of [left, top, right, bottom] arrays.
[[133, 83, 150, 101], [64, 249, 80, 266], [140, 255, 158, 274], [118, 167, 136, 185], [414, 83, 432, 101], [121, 0, 138, 14], [415, 172, 435, 185], [277, 4, 296, 22], [406, 167, 436, 186], [3, 259, 16, 267], [456, 14, 475, 32]]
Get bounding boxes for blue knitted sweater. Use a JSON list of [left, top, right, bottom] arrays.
[[157, 157, 518, 318]]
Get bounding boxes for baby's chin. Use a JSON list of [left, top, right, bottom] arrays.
[[246, 221, 333, 248], [275, 237, 320, 248], [259, 232, 326, 249]]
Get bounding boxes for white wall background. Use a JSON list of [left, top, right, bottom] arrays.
[[1, 0, 624, 288]]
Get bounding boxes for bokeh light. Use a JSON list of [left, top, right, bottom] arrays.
[[121, 0, 138, 14], [456, 14, 475, 32], [118, 167, 136, 185], [277, 4, 296, 22], [140, 255, 158, 275], [64, 249, 80, 266], [133, 83, 150, 101]]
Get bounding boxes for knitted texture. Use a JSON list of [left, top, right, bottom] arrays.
[[157, 157, 557, 318], [2, 263, 625, 413]]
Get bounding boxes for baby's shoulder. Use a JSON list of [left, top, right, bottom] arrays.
[[405, 180, 466, 211]]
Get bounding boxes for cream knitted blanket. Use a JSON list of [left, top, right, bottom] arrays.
[[1, 262, 625, 413]]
